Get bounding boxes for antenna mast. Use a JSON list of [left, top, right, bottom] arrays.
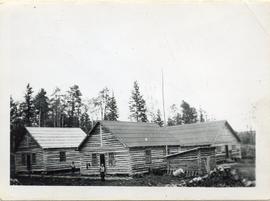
[[162, 69, 167, 126]]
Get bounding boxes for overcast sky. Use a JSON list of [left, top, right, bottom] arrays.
[[3, 1, 270, 131]]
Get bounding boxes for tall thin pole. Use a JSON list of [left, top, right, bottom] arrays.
[[162, 69, 167, 126]]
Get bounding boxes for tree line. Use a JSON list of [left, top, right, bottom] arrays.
[[10, 81, 209, 151]]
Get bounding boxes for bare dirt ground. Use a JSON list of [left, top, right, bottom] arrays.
[[13, 159, 255, 186], [231, 158, 255, 181]]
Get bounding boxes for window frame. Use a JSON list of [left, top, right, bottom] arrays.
[[216, 146, 222, 153], [145, 149, 152, 164], [21, 153, 26, 166], [108, 152, 115, 167], [92, 153, 98, 166], [59, 151, 66, 162], [32, 153, 36, 165]]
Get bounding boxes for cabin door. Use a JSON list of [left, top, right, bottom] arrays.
[[26, 154, 31, 171], [225, 145, 229, 158], [100, 154, 105, 167]]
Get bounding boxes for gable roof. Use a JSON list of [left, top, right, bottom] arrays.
[[163, 120, 240, 146], [25, 127, 86, 149], [79, 120, 240, 149], [79, 121, 180, 148]]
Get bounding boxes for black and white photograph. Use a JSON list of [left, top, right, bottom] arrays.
[[1, 0, 270, 200]]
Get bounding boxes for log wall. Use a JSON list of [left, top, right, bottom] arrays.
[[80, 124, 132, 175], [44, 148, 81, 171], [129, 146, 167, 175], [15, 133, 45, 173], [167, 148, 216, 175]]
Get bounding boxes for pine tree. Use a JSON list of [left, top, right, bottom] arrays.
[[10, 96, 25, 152], [181, 100, 198, 124], [80, 104, 92, 133], [10, 97, 19, 126], [153, 109, 163, 127], [34, 88, 49, 127], [105, 94, 119, 121], [67, 85, 82, 127], [129, 81, 148, 122], [21, 83, 35, 126]]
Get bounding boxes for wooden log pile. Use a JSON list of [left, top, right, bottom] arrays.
[[174, 166, 255, 187]]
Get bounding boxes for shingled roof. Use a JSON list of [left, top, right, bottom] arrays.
[[80, 121, 180, 148], [25, 127, 86, 149], [79, 120, 240, 149], [164, 120, 240, 146]]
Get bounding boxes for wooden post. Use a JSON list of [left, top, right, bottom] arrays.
[[197, 149, 202, 175]]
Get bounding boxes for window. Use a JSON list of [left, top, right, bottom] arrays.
[[145, 150, 152, 164], [21, 153, 26, 165], [232, 145, 236, 150], [59, 151, 66, 162], [163, 148, 167, 156], [216, 146, 222, 152], [32, 153, 36, 165], [92, 153, 98, 166], [108, 153, 115, 166]]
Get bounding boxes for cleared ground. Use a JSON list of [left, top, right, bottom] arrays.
[[231, 158, 255, 181], [13, 159, 255, 186]]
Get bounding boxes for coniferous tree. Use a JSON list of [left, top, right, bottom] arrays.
[[10, 97, 24, 152], [181, 100, 198, 124], [129, 81, 148, 122], [33, 88, 49, 127], [80, 104, 92, 133], [67, 85, 82, 127], [105, 94, 119, 121], [153, 109, 163, 127], [21, 83, 35, 126]]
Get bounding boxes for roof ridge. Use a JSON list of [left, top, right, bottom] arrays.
[[100, 120, 158, 125], [163, 120, 227, 129], [26, 127, 81, 129]]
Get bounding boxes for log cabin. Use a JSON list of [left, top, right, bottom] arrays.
[[15, 127, 86, 174], [78, 121, 180, 176], [164, 120, 242, 162], [78, 120, 241, 176]]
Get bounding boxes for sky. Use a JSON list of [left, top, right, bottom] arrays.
[[2, 0, 270, 131]]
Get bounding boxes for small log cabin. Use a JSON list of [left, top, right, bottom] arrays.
[[15, 127, 86, 173], [165, 147, 216, 176], [164, 120, 242, 162], [78, 121, 180, 176]]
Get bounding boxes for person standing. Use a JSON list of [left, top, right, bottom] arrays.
[[100, 164, 106, 181], [71, 161, 76, 175]]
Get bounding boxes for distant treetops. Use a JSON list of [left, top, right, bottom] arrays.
[[10, 82, 209, 151]]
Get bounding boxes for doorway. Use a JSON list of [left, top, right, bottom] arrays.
[[100, 154, 105, 167], [225, 145, 229, 158], [26, 154, 31, 171]]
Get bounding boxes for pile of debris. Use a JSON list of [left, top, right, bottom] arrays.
[[172, 166, 255, 187], [10, 178, 21, 185]]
